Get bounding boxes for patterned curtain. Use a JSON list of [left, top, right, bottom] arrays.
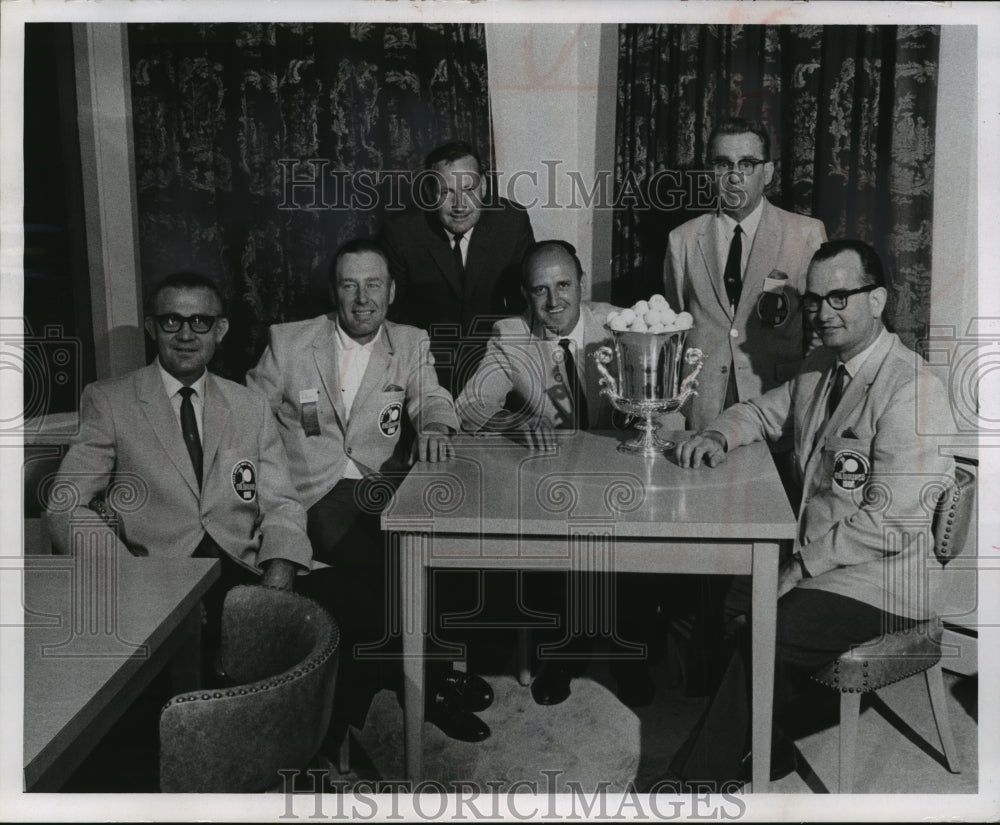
[[128, 22, 492, 379], [613, 24, 940, 348]]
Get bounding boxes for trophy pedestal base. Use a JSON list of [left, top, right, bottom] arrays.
[[617, 417, 675, 458]]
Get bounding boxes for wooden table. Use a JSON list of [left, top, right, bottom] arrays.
[[383, 430, 796, 790], [23, 553, 219, 791]]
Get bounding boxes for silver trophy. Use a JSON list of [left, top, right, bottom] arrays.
[[594, 329, 705, 456]]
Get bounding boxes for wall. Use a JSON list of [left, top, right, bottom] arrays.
[[485, 24, 617, 301]]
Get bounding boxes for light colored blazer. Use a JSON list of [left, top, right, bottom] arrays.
[[246, 315, 458, 509], [710, 331, 955, 619], [664, 199, 827, 431], [456, 301, 620, 432], [45, 363, 313, 572]]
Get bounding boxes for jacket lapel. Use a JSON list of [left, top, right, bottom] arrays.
[[201, 374, 231, 480], [136, 363, 200, 496], [735, 200, 779, 328], [425, 212, 464, 300], [312, 317, 347, 430], [696, 217, 731, 317], [350, 328, 394, 422]]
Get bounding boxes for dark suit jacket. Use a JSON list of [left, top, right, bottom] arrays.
[[45, 363, 313, 572], [378, 198, 535, 395]]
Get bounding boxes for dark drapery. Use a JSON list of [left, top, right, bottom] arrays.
[[128, 22, 492, 379], [613, 25, 940, 348]]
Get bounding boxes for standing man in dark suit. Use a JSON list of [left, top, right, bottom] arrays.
[[45, 272, 314, 666], [247, 239, 494, 744], [379, 140, 536, 397]]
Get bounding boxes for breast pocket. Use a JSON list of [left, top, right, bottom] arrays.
[[376, 391, 406, 439], [822, 436, 873, 496]]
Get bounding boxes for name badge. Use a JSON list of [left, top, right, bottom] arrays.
[[299, 388, 321, 436]]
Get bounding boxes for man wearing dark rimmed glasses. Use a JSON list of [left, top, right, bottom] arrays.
[[663, 118, 828, 696], [46, 271, 314, 659], [667, 240, 954, 785]]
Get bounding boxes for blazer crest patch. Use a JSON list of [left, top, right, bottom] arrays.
[[379, 401, 403, 437], [231, 460, 258, 501], [832, 449, 870, 491]]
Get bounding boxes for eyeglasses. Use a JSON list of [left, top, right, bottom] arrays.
[[802, 285, 878, 312], [152, 313, 218, 333], [711, 158, 767, 174]]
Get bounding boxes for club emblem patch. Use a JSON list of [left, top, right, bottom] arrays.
[[231, 460, 257, 502], [379, 401, 403, 437], [832, 449, 870, 491], [756, 291, 789, 327]]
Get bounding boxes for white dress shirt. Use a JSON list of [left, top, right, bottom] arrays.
[[158, 359, 208, 440]]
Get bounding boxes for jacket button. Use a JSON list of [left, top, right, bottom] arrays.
[[730, 328, 739, 338], [346, 447, 352, 454]]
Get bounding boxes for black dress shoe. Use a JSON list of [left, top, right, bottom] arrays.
[[426, 691, 491, 742], [436, 671, 494, 713], [530, 662, 571, 706], [614, 665, 656, 708]]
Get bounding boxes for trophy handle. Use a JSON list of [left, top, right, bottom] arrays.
[[678, 347, 705, 398], [594, 345, 619, 398]]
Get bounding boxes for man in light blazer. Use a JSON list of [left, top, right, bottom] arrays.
[[670, 240, 955, 784], [379, 140, 535, 397], [664, 118, 827, 694], [247, 238, 493, 744], [457, 240, 661, 709], [664, 118, 828, 437], [45, 272, 313, 676]]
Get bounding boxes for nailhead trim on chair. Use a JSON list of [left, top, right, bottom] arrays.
[[160, 587, 340, 713]]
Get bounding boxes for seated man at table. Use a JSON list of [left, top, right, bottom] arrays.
[[457, 239, 661, 708], [669, 239, 954, 784], [247, 238, 493, 744], [45, 271, 313, 667]]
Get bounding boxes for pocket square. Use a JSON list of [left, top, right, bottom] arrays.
[[383, 384, 404, 392]]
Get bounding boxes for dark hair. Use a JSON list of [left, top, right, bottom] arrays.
[[145, 271, 225, 316], [811, 239, 887, 289], [424, 140, 484, 175], [520, 240, 584, 287], [328, 238, 390, 287], [707, 118, 772, 163]]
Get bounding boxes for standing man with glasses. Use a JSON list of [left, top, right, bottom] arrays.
[[662, 118, 828, 694], [666, 239, 954, 785], [46, 271, 314, 672]]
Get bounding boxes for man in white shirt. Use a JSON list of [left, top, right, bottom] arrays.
[[247, 239, 493, 744]]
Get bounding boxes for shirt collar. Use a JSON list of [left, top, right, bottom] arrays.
[[335, 318, 383, 352], [719, 196, 765, 239], [839, 326, 888, 378], [157, 358, 208, 399], [542, 311, 585, 349]]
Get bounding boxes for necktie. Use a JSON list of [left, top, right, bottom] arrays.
[[559, 338, 589, 431], [723, 224, 743, 308], [451, 232, 465, 274], [179, 386, 203, 487], [827, 363, 849, 421]]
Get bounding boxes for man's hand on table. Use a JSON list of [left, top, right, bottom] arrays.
[[482, 412, 557, 452], [261, 559, 297, 590], [412, 423, 455, 463], [674, 430, 728, 468]]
